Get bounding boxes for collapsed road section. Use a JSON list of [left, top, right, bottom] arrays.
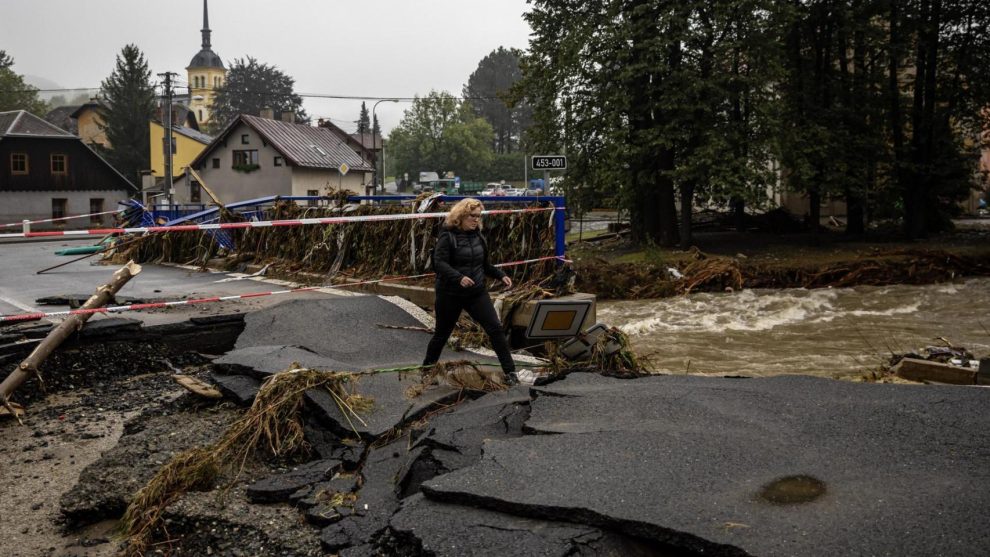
[[4, 287, 990, 556]]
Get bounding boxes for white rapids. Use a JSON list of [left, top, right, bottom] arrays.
[[597, 278, 990, 378]]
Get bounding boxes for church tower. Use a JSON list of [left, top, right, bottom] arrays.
[[186, 0, 225, 126]]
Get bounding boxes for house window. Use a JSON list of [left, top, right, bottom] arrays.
[[89, 199, 104, 224], [274, 156, 283, 167], [214, 76, 220, 87], [241, 134, 250, 144], [198, 109, 203, 121], [51, 154, 68, 175], [307, 190, 319, 207], [52, 198, 67, 220], [10, 153, 28, 175], [190, 181, 202, 203], [232, 150, 259, 167], [212, 158, 220, 169]]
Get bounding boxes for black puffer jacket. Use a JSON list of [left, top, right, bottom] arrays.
[[432, 227, 506, 295]]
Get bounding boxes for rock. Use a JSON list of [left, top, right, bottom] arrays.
[[305, 373, 459, 439], [245, 459, 342, 504], [423, 374, 990, 556], [208, 373, 262, 405]]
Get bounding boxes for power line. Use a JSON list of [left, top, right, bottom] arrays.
[[5, 86, 511, 102]]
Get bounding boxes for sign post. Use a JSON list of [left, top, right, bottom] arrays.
[[531, 155, 566, 193]]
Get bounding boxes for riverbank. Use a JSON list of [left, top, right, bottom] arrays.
[[570, 220, 990, 299]]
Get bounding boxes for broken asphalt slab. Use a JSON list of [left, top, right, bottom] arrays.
[[423, 373, 990, 556], [385, 494, 667, 557], [305, 373, 460, 439], [232, 295, 499, 370]]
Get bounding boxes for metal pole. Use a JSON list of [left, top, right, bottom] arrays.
[[523, 153, 528, 192], [158, 72, 177, 212], [372, 99, 398, 193]]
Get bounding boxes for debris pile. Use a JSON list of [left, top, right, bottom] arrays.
[[109, 198, 559, 286]]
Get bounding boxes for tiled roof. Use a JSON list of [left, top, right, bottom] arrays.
[[0, 110, 75, 138], [174, 125, 213, 144], [350, 132, 383, 150], [240, 115, 373, 170], [44, 106, 79, 134]]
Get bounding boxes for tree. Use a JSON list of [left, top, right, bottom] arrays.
[[387, 91, 494, 181], [210, 57, 307, 129], [0, 50, 48, 115], [463, 47, 532, 153], [372, 113, 381, 138], [99, 44, 155, 186], [356, 101, 370, 135]]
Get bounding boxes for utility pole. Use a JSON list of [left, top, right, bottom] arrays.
[[158, 72, 178, 209]]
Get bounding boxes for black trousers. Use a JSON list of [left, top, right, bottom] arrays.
[[423, 290, 515, 374]]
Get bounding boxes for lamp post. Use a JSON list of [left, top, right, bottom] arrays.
[[372, 99, 399, 192]]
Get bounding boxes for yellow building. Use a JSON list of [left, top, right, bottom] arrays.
[[70, 100, 109, 148], [186, 0, 226, 127], [149, 120, 212, 178]]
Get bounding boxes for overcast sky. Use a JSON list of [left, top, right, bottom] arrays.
[[1, 0, 534, 134]]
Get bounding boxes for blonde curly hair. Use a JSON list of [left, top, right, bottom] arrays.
[[444, 198, 484, 230]]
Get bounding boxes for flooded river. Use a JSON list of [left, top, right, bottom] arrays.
[[597, 278, 990, 379]]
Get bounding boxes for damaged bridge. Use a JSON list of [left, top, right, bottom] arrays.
[[16, 292, 984, 556]]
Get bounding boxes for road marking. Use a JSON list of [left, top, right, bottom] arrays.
[[0, 293, 37, 314]]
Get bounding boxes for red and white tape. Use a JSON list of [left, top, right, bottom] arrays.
[[2, 209, 123, 228], [0, 255, 570, 323], [0, 207, 559, 239]]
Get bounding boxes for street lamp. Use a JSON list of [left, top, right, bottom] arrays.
[[372, 99, 399, 192]]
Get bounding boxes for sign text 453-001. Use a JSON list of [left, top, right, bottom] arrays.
[[532, 155, 567, 170]]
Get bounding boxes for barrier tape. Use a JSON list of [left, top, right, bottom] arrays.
[[2, 209, 123, 228], [0, 255, 570, 323], [0, 207, 560, 239]]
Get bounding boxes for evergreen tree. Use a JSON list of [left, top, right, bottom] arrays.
[[210, 57, 307, 129], [357, 101, 371, 135], [463, 47, 532, 153], [98, 44, 155, 186], [372, 113, 381, 138], [0, 51, 48, 115]]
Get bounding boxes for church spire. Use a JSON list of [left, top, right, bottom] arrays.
[[201, 0, 212, 49]]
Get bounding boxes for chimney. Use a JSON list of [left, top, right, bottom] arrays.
[[281, 111, 295, 124], [260, 107, 274, 120]]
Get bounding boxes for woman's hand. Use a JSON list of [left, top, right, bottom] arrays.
[[459, 276, 475, 288], [501, 276, 513, 289]]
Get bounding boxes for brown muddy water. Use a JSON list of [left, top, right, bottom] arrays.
[[598, 277, 990, 378]]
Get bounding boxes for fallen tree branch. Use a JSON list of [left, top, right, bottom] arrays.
[[0, 260, 142, 421]]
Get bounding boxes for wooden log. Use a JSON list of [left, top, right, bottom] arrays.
[[0, 261, 142, 418], [892, 357, 977, 385]]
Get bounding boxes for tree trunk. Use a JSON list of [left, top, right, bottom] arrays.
[[679, 181, 695, 248], [0, 261, 142, 415], [889, 0, 910, 237]]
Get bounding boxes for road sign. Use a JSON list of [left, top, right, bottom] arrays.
[[532, 155, 567, 170], [338, 163, 349, 176]]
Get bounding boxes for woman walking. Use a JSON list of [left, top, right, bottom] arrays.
[[422, 198, 517, 382]]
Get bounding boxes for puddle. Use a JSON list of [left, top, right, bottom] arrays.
[[757, 475, 826, 505]]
